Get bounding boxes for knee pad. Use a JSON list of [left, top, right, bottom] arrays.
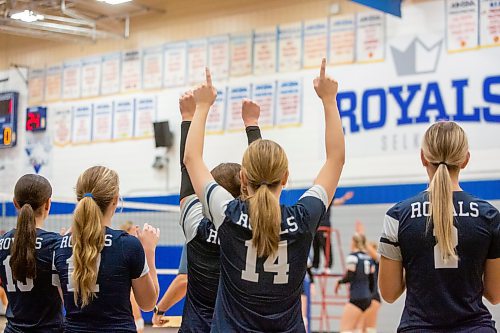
[[135, 318, 145, 330]]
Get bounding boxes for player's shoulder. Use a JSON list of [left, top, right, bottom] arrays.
[[106, 227, 138, 246], [37, 229, 62, 242], [1, 229, 14, 239], [386, 191, 427, 220], [224, 198, 247, 220], [460, 191, 499, 220]]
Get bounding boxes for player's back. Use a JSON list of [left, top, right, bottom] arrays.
[[381, 191, 498, 332], [346, 251, 372, 300], [181, 215, 220, 332], [210, 185, 327, 332], [0, 229, 63, 333], [54, 226, 147, 333]]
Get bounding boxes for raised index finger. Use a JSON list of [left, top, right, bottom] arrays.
[[320, 58, 326, 79], [206, 67, 213, 86]]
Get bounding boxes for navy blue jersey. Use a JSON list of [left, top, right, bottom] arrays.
[[371, 259, 380, 300], [202, 182, 328, 333], [378, 191, 499, 332], [54, 227, 148, 333], [345, 251, 373, 300], [0, 229, 63, 333], [179, 194, 221, 333]]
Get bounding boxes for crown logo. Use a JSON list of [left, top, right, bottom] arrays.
[[390, 38, 442, 76]]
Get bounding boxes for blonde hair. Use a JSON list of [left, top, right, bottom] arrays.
[[242, 140, 288, 257], [422, 121, 468, 263], [352, 233, 367, 251], [72, 166, 119, 307]]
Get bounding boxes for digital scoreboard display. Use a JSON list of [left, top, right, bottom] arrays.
[[0, 92, 19, 148], [26, 106, 47, 132]]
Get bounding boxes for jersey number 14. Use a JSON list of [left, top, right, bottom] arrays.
[[241, 240, 290, 284]]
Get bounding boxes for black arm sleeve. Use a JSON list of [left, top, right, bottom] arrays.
[[180, 121, 195, 200], [369, 272, 375, 293], [246, 126, 262, 145], [338, 270, 355, 284]]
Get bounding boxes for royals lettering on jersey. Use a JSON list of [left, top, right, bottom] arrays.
[[201, 182, 328, 333], [345, 252, 374, 300], [0, 229, 63, 333], [378, 191, 499, 332], [178, 194, 221, 332], [54, 227, 148, 333]]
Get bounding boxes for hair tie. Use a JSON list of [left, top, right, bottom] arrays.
[[83, 193, 94, 198], [438, 162, 448, 167]]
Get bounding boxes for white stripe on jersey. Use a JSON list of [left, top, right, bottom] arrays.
[[300, 185, 329, 209]]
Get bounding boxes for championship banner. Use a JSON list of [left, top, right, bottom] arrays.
[[81, 57, 101, 98], [226, 85, 251, 131], [278, 22, 303, 72], [187, 39, 208, 84], [253, 27, 277, 75], [208, 35, 230, 81], [230, 33, 253, 77], [121, 50, 142, 92], [101, 53, 121, 96], [356, 12, 385, 62], [329, 15, 356, 65], [303, 19, 328, 68], [28, 68, 45, 105], [45, 65, 62, 102], [251, 82, 276, 128], [72, 103, 92, 144], [92, 101, 113, 142], [446, 0, 479, 52], [207, 88, 227, 133], [163, 42, 187, 88], [62, 61, 81, 99], [142, 46, 164, 90]]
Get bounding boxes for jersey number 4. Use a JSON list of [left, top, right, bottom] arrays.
[[241, 240, 290, 284], [434, 225, 459, 269]]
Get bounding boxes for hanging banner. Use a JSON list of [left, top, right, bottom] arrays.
[[208, 35, 230, 81], [303, 19, 328, 68], [28, 68, 45, 105], [329, 15, 356, 64], [278, 22, 303, 72], [276, 79, 302, 127], [81, 56, 101, 98], [207, 88, 227, 133], [163, 42, 187, 87], [135, 96, 156, 138], [113, 99, 135, 140], [101, 53, 121, 96], [92, 101, 113, 142], [121, 50, 142, 92], [479, 0, 500, 47], [52, 105, 72, 146], [226, 85, 251, 131], [356, 12, 385, 62], [72, 103, 92, 144], [251, 82, 276, 128], [62, 61, 81, 99], [142, 46, 163, 90], [253, 27, 277, 75], [447, 0, 479, 52], [230, 33, 253, 77], [187, 39, 208, 84], [45, 65, 62, 102]]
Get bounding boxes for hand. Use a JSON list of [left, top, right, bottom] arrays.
[[152, 312, 162, 326], [355, 220, 365, 235], [179, 91, 196, 121], [137, 223, 160, 252], [313, 58, 338, 103], [193, 68, 217, 107], [335, 281, 341, 294], [241, 99, 260, 127], [343, 191, 354, 201]]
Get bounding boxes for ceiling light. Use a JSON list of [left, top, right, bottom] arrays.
[[10, 10, 44, 23], [97, 0, 132, 4]]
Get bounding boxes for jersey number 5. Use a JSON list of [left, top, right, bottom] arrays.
[[241, 240, 290, 284], [434, 225, 459, 269]]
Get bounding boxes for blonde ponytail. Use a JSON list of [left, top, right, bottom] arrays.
[[72, 166, 119, 307], [422, 122, 468, 263], [248, 185, 281, 257], [242, 140, 288, 258]]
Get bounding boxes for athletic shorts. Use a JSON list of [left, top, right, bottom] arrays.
[[350, 298, 372, 312], [372, 292, 381, 303], [400, 325, 496, 333]]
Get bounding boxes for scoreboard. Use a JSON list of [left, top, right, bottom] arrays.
[[0, 92, 19, 148]]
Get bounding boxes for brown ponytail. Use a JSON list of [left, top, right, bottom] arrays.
[[422, 122, 468, 263], [72, 166, 119, 307], [11, 174, 52, 283], [242, 140, 288, 257]]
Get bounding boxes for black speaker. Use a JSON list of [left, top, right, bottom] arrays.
[[153, 121, 174, 148]]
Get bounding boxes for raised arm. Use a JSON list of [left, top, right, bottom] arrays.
[[242, 99, 262, 145], [183, 68, 217, 200], [179, 92, 197, 204], [313, 58, 345, 205]]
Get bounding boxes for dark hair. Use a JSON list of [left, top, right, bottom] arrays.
[[11, 174, 52, 283], [211, 163, 241, 199]]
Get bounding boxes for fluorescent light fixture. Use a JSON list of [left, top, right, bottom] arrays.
[[10, 10, 44, 23], [97, 0, 132, 4]]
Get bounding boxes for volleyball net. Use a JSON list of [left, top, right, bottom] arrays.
[[0, 194, 184, 246]]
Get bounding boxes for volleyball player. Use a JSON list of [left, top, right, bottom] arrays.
[[183, 59, 344, 332], [160, 91, 263, 331], [0, 174, 63, 332], [335, 233, 374, 333], [53, 166, 160, 332], [378, 121, 500, 332]]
